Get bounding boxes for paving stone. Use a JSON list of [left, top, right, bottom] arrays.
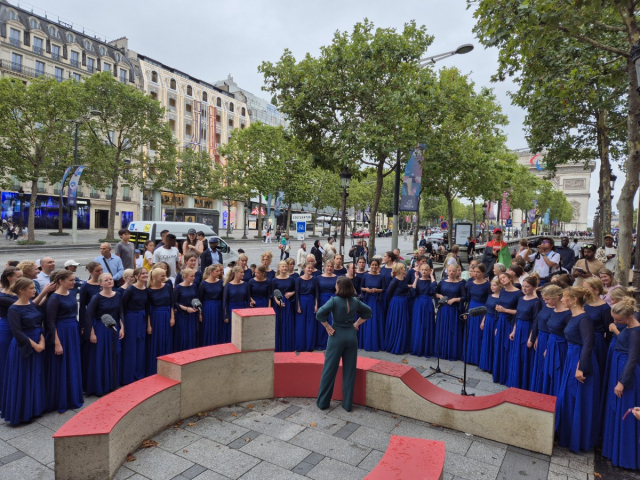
[[35, 409, 77, 432], [7, 426, 55, 465], [171, 476, 189, 480], [128, 475, 152, 480], [568, 458, 595, 474], [0, 440, 18, 460], [346, 425, 391, 451], [465, 377, 480, 388], [238, 400, 290, 416], [466, 440, 507, 467], [498, 449, 550, 480], [114, 465, 137, 479], [474, 380, 509, 394], [209, 406, 249, 422], [233, 412, 305, 441], [184, 418, 250, 445], [284, 397, 341, 413], [549, 455, 570, 467], [0, 455, 55, 480], [181, 464, 208, 479], [444, 451, 500, 480], [127, 446, 195, 480], [357, 449, 384, 471], [192, 470, 231, 480], [290, 428, 371, 467], [284, 407, 347, 434], [0, 420, 42, 441], [508, 445, 551, 461], [391, 420, 472, 456], [71, 394, 101, 412], [0, 450, 25, 465], [547, 462, 588, 480], [306, 457, 368, 480], [227, 431, 260, 449], [333, 422, 360, 439], [291, 461, 315, 476], [240, 461, 306, 479], [303, 452, 325, 466], [327, 405, 398, 433], [152, 427, 203, 453], [547, 472, 569, 480], [176, 438, 260, 479], [239, 434, 311, 470]]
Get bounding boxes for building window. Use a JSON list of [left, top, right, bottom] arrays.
[[7, 10, 17, 21], [150, 91, 157, 101], [84, 39, 92, 51], [119, 69, 127, 83], [37, 177, 45, 192], [169, 119, 176, 132], [30, 19, 39, 30], [87, 57, 94, 73], [123, 186, 131, 201], [186, 124, 192, 136], [115, 53, 121, 62], [215, 133, 221, 145], [33, 37, 43, 55], [228, 119, 234, 128], [240, 123, 246, 129], [169, 97, 176, 109], [48, 25, 56, 37], [55, 67, 63, 82], [73, 73, 81, 82], [202, 92, 208, 102], [229, 103, 234, 113], [103, 63, 111, 71], [35, 61, 45, 77], [151, 71, 158, 83], [241, 107, 246, 116], [170, 78, 176, 90], [216, 113, 221, 123], [186, 85, 193, 96], [216, 97, 222, 107], [9, 28, 20, 47], [66, 33, 74, 43], [99, 46, 106, 56], [52, 44, 60, 61], [70, 51, 79, 67], [185, 102, 192, 114], [11, 53, 22, 73]]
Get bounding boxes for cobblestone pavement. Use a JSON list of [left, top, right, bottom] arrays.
[[0, 350, 632, 480]]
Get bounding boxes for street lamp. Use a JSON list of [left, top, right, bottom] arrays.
[[339, 167, 352, 255], [17, 187, 24, 231], [242, 201, 248, 240], [631, 39, 640, 290], [148, 196, 154, 221], [390, 44, 474, 251]]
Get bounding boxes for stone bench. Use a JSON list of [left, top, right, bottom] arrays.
[[365, 435, 446, 480]]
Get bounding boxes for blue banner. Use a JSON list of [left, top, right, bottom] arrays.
[[400, 145, 425, 212], [60, 166, 73, 192], [67, 166, 85, 208]]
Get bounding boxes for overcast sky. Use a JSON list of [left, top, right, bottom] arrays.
[[19, 0, 620, 226]]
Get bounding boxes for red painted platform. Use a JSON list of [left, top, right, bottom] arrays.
[[159, 344, 272, 366], [53, 375, 179, 438], [234, 307, 275, 317], [365, 436, 445, 480]]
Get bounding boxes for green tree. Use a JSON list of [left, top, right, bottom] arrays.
[[308, 168, 342, 236], [260, 19, 435, 260], [81, 72, 175, 240], [0, 77, 82, 241]]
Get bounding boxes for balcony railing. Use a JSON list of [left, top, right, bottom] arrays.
[[0, 59, 57, 81], [51, 53, 60, 61], [70, 59, 79, 68], [87, 65, 94, 73], [123, 196, 131, 202], [53, 189, 61, 195], [32, 45, 43, 55], [9, 38, 20, 47], [90, 193, 100, 199], [37, 187, 46, 193], [106, 194, 112, 200]]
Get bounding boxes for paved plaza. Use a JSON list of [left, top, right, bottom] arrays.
[[0, 349, 631, 480]]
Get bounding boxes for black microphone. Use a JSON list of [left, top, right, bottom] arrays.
[[191, 298, 202, 313], [460, 306, 488, 320], [273, 289, 284, 303], [437, 296, 449, 307], [101, 314, 117, 331]]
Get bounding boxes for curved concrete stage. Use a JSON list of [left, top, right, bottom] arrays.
[[53, 308, 555, 479]]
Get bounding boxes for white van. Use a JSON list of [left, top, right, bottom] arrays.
[[127, 221, 239, 264]]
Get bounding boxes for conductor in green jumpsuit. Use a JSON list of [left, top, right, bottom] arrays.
[[316, 276, 372, 412]]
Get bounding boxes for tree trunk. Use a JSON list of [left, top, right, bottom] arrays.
[[444, 190, 454, 247], [472, 198, 477, 239], [58, 191, 64, 234], [286, 201, 292, 233], [227, 201, 232, 236], [412, 187, 423, 250], [27, 176, 38, 242], [367, 156, 386, 262], [313, 207, 318, 236], [173, 196, 178, 223], [107, 168, 120, 240], [596, 109, 612, 247], [257, 193, 263, 235]]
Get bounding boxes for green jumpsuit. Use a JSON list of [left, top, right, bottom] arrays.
[[316, 296, 372, 412]]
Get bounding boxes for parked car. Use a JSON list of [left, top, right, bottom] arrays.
[[352, 229, 370, 238], [378, 229, 392, 237]]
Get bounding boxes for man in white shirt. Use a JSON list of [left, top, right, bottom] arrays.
[[526, 237, 560, 285], [596, 234, 617, 271], [36, 257, 55, 290], [324, 237, 337, 263], [296, 242, 308, 272], [152, 234, 181, 282], [571, 238, 582, 258]]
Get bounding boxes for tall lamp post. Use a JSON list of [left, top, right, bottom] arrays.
[[339, 167, 352, 255], [17, 187, 24, 231], [242, 201, 249, 240], [391, 44, 475, 251], [630, 40, 640, 290]]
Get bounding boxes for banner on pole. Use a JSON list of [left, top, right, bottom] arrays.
[[400, 144, 425, 212], [501, 192, 511, 220], [67, 166, 85, 208], [60, 166, 73, 191]]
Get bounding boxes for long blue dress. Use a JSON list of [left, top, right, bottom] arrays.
[[316, 276, 338, 350], [492, 288, 523, 385], [272, 277, 295, 352], [334, 267, 347, 277], [506, 297, 541, 389], [295, 276, 319, 352], [385, 277, 411, 355], [479, 294, 499, 372], [222, 282, 250, 343], [265, 270, 276, 282], [584, 303, 613, 382], [410, 279, 436, 357], [542, 309, 572, 396], [147, 284, 173, 375], [360, 273, 385, 352], [249, 278, 271, 308], [435, 280, 467, 361], [465, 281, 491, 365], [85, 292, 122, 396], [45, 293, 83, 412], [173, 283, 199, 352], [602, 327, 640, 468], [175, 270, 203, 288], [78, 282, 100, 389], [555, 312, 600, 453], [380, 265, 394, 311], [121, 286, 148, 384], [242, 267, 253, 282], [0, 293, 17, 402], [2, 303, 45, 424], [529, 304, 553, 393], [197, 280, 224, 346]]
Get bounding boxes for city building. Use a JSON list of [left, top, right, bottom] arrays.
[[0, 1, 142, 229]]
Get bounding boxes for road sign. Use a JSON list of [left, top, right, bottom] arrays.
[[292, 213, 312, 222], [441, 221, 448, 230], [479, 222, 486, 229], [506, 219, 512, 227], [296, 221, 306, 241]]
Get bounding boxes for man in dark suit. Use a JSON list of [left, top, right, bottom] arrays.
[[200, 237, 224, 273]]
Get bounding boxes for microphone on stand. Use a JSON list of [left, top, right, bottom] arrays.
[[460, 306, 488, 320], [273, 289, 284, 303], [101, 314, 117, 331], [191, 298, 202, 313], [437, 296, 449, 307]]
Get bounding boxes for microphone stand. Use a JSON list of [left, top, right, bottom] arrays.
[[426, 298, 462, 382], [460, 312, 475, 396]]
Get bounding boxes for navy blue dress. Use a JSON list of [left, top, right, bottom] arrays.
[[249, 278, 271, 309], [492, 288, 523, 385], [174, 283, 199, 351], [175, 270, 203, 288], [465, 281, 491, 365], [385, 277, 411, 354], [359, 273, 384, 352], [584, 302, 613, 382], [316, 276, 338, 350], [78, 282, 101, 386], [265, 270, 276, 282], [506, 297, 541, 389], [121, 286, 148, 384], [147, 284, 173, 375], [45, 293, 83, 412], [410, 279, 436, 357], [242, 268, 253, 282], [223, 282, 250, 343], [435, 280, 467, 361], [479, 294, 499, 372], [555, 312, 600, 452], [0, 292, 17, 402], [272, 277, 295, 352], [295, 276, 319, 352], [542, 309, 572, 396], [198, 280, 224, 346], [602, 327, 640, 468], [334, 267, 347, 277], [85, 292, 122, 396], [1, 303, 45, 424], [529, 304, 553, 393]]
